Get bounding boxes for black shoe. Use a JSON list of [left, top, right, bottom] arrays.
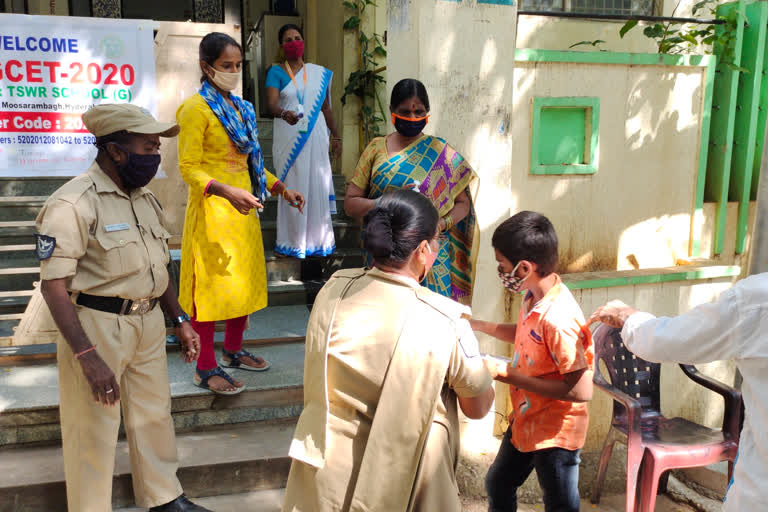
[[149, 494, 213, 512]]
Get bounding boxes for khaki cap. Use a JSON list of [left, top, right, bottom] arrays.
[[82, 104, 180, 138]]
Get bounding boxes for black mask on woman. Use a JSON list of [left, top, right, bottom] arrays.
[[110, 144, 161, 189], [392, 114, 428, 138]]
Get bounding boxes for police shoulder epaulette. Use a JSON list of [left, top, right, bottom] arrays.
[[328, 268, 367, 280], [49, 174, 94, 205], [146, 190, 164, 210], [415, 287, 471, 321]]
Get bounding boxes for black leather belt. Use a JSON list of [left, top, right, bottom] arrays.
[[75, 293, 158, 315]]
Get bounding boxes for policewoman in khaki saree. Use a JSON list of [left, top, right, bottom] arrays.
[[283, 190, 495, 512]]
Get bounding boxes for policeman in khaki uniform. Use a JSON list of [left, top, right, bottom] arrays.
[[36, 104, 212, 512]]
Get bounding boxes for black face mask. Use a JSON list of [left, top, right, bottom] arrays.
[[393, 114, 428, 138], [110, 144, 161, 189]]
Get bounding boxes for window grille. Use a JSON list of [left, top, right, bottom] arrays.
[[520, 0, 654, 16]]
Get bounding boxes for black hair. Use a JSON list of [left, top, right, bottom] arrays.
[[492, 211, 559, 277], [363, 189, 439, 267], [390, 78, 430, 112], [199, 32, 243, 83], [278, 24, 304, 44]]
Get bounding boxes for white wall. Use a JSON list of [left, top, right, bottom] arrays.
[[517, 0, 711, 54], [511, 58, 708, 272]]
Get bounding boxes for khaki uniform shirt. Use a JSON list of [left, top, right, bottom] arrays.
[[35, 161, 171, 300], [284, 268, 492, 512]]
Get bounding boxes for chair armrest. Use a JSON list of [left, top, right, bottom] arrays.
[[680, 364, 743, 440], [594, 370, 643, 444]]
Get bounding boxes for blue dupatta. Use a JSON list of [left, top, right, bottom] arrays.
[[199, 80, 267, 202]]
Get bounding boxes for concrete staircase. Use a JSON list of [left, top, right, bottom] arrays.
[[0, 120, 358, 511], [0, 177, 67, 337], [0, 348, 301, 510]]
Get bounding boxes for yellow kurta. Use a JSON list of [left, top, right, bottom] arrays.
[[176, 94, 279, 321]]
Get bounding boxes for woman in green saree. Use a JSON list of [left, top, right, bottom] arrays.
[[345, 79, 478, 301]]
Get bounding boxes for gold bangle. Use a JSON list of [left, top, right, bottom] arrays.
[[443, 215, 454, 231]]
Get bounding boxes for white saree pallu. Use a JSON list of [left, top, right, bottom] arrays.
[[273, 62, 337, 259]]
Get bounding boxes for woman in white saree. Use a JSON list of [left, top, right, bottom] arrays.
[[266, 24, 341, 260]]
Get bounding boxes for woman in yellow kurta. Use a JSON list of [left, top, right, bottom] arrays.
[[177, 32, 304, 394]]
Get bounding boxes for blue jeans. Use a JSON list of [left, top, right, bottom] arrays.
[[486, 427, 581, 512]]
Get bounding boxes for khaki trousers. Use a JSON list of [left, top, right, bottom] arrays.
[[57, 305, 183, 511]]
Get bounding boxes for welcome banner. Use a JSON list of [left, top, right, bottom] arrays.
[[0, 14, 157, 176]]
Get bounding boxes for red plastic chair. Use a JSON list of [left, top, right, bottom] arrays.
[[590, 324, 742, 512]]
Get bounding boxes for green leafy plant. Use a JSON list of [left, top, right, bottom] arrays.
[[342, 0, 387, 146], [619, 0, 737, 58]]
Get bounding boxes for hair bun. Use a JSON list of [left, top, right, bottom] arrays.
[[364, 208, 395, 260]]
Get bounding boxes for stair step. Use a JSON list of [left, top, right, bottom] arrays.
[[0, 168, 344, 195], [0, 175, 347, 209], [165, 248, 363, 283], [0, 420, 295, 511], [115, 489, 286, 512], [0, 177, 71, 197], [0, 292, 34, 316], [0, 246, 362, 280], [0, 304, 311, 360], [0, 253, 360, 299], [261, 220, 360, 250], [0, 221, 35, 228], [0, 267, 38, 275], [267, 279, 324, 306], [0, 319, 17, 339], [0, 257, 358, 310], [0, 268, 40, 293], [0, 221, 37, 245], [0, 341, 305, 447], [333, 173, 346, 195], [0, 220, 361, 251], [0, 294, 31, 315], [0, 290, 34, 298], [0, 196, 48, 204], [0, 245, 35, 252], [0, 249, 38, 270], [0, 196, 47, 222], [0, 267, 348, 341]]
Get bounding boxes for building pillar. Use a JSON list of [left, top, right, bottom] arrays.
[[387, 0, 517, 450], [387, 0, 518, 359]]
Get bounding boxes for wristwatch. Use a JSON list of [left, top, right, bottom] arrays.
[[172, 313, 191, 327]]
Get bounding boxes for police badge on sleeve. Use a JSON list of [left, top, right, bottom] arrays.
[[33, 234, 56, 260]]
